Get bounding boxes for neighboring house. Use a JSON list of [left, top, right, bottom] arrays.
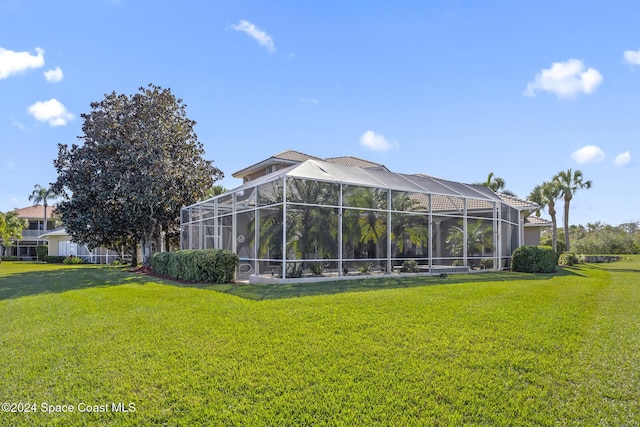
[[0, 205, 57, 260], [38, 228, 122, 264], [182, 150, 552, 282], [0, 205, 123, 264]]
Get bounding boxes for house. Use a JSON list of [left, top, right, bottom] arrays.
[[38, 228, 122, 264], [181, 150, 551, 282], [0, 205, 123, 264], [0, 205, 57, 260]]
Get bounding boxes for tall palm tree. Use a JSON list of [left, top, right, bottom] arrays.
[[28, 184, 59, 233], [528, 181, 561, 252], [553, 169, 592, 252]]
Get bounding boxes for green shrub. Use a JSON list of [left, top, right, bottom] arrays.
[[512, 246, 557, 273], [36, 245, 49, 261], [151, 249, 239, 284], [310, 264, 324, 276], [286, 263, 304, 279], [45, 256, 67, 264], [451, 259, 464, 267], [0, 256, 19, 262], [558, 252, 579, 266], [63, 256, 85, 264], [480, 258, 494, 270], [401, 259, 419, 273], [358, 264, 371, 274]]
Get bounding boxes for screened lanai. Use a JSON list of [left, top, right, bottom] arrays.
[[181, 159, 522, 281]]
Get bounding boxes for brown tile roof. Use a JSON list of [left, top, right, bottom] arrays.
[[497, 193, 538, 209], [12, 205, 57, 219], [525, 216, 553, 226]]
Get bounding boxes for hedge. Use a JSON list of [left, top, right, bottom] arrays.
[[511, 245, 557, 273], [45, 256, 67, 264], [151, 249, 239, 284]]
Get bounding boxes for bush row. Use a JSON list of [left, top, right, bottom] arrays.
[[151, 249, 239, 284], [511, 246, 558, 273]]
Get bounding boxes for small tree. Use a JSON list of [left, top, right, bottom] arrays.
[[528, 181, 561, 252], [0, 211, 28, 258]]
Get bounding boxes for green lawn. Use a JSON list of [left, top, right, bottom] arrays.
[[0, 259, 638, 426]]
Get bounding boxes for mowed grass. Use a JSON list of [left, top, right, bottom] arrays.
[[0, 259, 639, 426]]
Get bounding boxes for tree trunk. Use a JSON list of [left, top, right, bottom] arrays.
[[130, 245, 138, 267], [141, 235, 153, 267], [549, 205, 557, 252], [43, 203, 48, 233], [564, 198, 571, 253]]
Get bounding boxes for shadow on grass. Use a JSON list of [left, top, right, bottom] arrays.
[[184, 268, 582, 301], [0, 265, 161, 300], [0, 263, 592, 302]]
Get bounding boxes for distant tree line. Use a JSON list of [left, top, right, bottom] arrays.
[[540, 221, 640, 254]]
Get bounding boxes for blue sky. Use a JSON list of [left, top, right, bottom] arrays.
[[1, 0, 638, 226]]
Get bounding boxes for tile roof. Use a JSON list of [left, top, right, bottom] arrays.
[[324, 156, 388, 170], [496, 193, 539, 210], [273, 150, 321, 162], [11, 205, 57, 219], [524, 216, 553, 226]]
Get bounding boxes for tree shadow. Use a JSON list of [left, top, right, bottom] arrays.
[[0, 265, 159, 301], [190, 269, 574, 301]]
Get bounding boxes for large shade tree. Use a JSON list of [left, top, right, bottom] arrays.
[[53, 84, 223, 265], [528, 180, 561, 252], [553, 169, 592, 252], [28, 184, 59, 232]]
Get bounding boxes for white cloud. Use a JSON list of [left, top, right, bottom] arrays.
[[27, 98, 74, 126], [614, 151, 632, 167], [570, 145, 606, 164], [623, 49, 640, 66], [231, 20, 276, 54], [299, 97, 318, 104], [0, 47, 45, 79], [524, 59, 603, 98], [360, 130, 393, 152], [44, 66, 63, 83]]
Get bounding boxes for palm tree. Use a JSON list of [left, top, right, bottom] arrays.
[[475, 172, 517, 197], [553, 169, 592, 252], [28, 184, 59, 233], [446, 219, 493, 261], [528, 181, 561, 252]]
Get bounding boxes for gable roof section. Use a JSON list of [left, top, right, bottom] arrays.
[[232, 150, 321, 178], [232, 150, 388, 178]]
